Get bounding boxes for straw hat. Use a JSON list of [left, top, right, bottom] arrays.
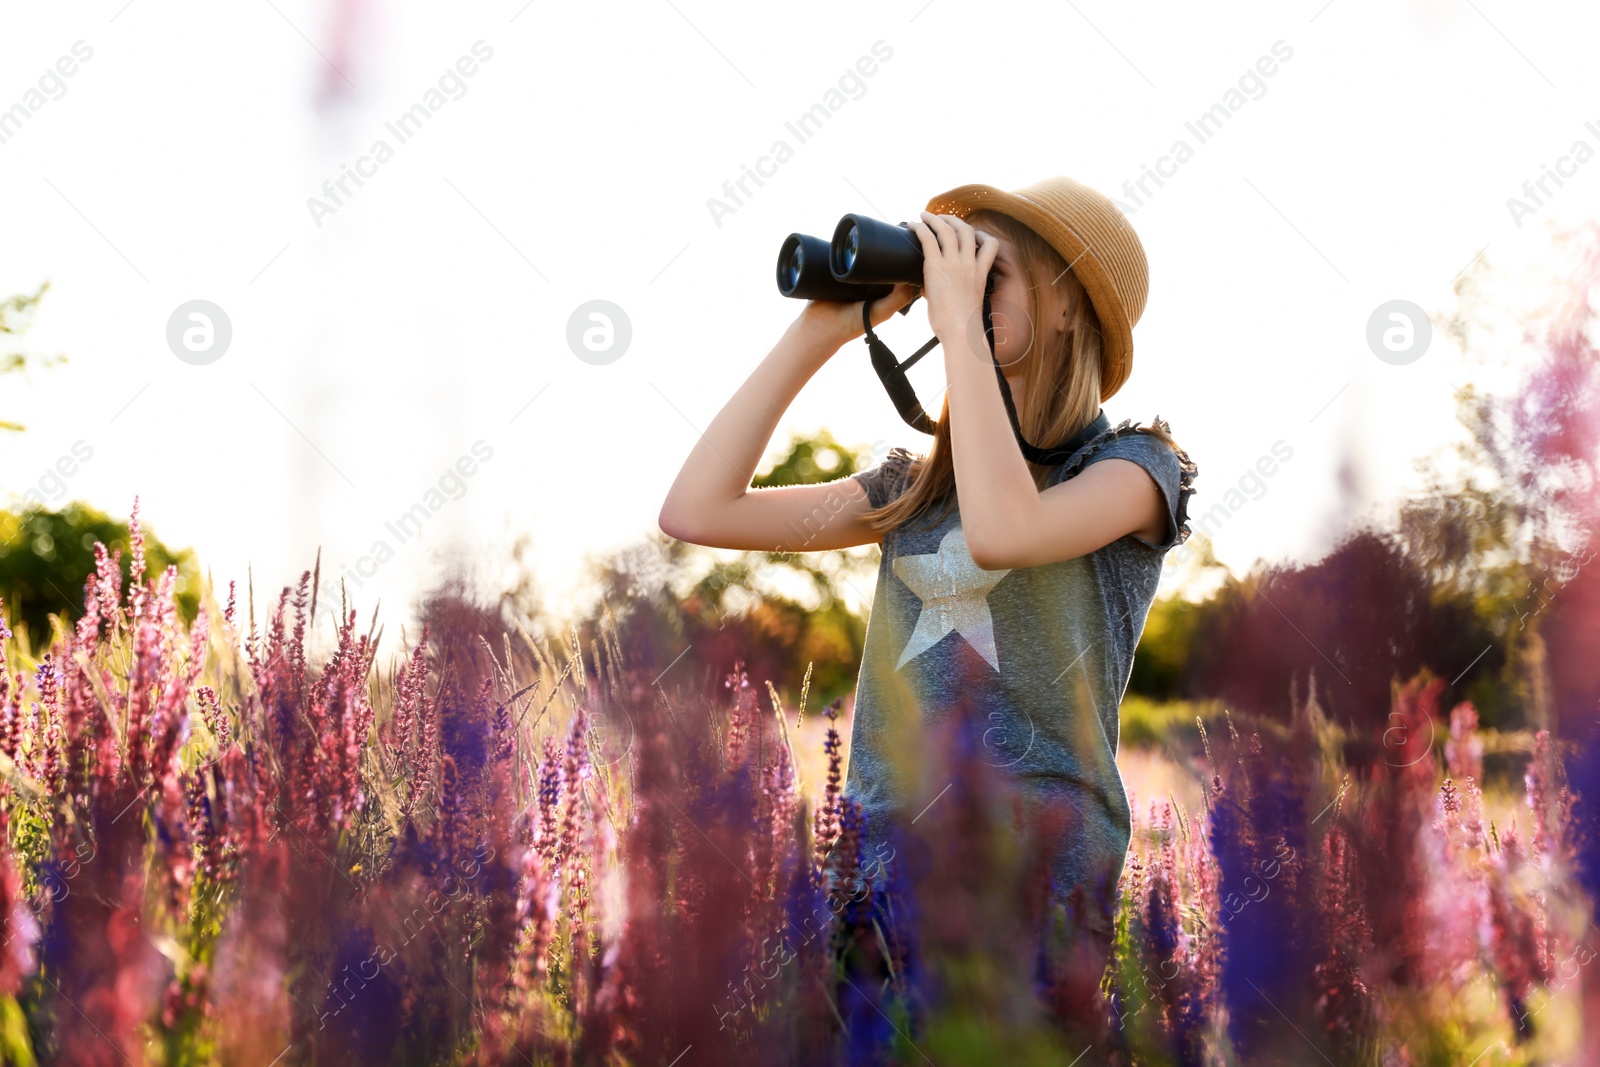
[[924, 176, 1149, 401]]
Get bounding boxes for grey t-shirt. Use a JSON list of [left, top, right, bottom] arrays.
[[844, 417, 1198, 905]]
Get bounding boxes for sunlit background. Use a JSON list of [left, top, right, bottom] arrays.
[[6, 4, 1600, 1062], [4, 0, 1598, 637]]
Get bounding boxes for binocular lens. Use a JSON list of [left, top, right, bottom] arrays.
[[776, 232, 891, 303], [829, 214, 923, 286], [839, 225, 860, 273], [776, 213, 927, 302], [781, 243, 804, 292]]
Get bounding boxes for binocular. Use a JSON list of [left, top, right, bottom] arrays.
[[771, 212, 1108, 464], [775, 213, 946, 435], [775, 214, 932, 305]]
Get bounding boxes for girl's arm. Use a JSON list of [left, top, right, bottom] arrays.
[[658, 284, 921, 553], [909, 211, 1167, 570]]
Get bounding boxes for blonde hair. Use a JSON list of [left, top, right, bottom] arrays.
[[863, 208, 1179, 536]]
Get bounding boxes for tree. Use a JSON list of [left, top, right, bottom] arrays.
[[1, 282, 63, 434], [1182, 530, 1500, 739], [580, 429, 885, 708], [0, 503, 200, 652], [1155, 221, 1600, 740]]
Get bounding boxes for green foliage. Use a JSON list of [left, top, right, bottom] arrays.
[[750, 427, 865, 488], [1129, 236, 1600, 730], [1117, 694, 1221, 750], [1, 282, 64, 434], [8, 801, 54, 899], [590, 530, 872, 711], [590, 429, 883, 707], [1127, 595, 1203, 702], [0, 998, 35, 1067], [0, 502, 199, 652]]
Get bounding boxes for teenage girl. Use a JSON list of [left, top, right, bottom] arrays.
[[658, 176, 1197, 948]]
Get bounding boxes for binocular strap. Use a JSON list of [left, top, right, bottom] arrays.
[[860, 292, 1107, 465]]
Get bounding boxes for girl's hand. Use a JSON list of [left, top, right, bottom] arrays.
[[793, 281, 922, 354], [907, 211, 998, 342]]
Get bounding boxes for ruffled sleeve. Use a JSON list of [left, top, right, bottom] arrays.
[[850, 446, 920, 509], [1047, 416, 1198, 549]]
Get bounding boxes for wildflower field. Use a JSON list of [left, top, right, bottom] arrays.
[[2, 237, 1599, 1066], [0, 493, 1596, 1067]]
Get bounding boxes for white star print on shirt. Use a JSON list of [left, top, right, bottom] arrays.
[[891, 526, 1012, 672]]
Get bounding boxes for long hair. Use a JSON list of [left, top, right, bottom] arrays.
[[862, 208, 1179, 537]]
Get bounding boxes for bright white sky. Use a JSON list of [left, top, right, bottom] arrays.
[[3, 0, 1598, 642]]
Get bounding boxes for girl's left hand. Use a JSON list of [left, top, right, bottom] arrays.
[[907, 210, 998, 342]]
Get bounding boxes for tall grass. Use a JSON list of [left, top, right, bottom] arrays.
[[0, 500, 1595, 1064]]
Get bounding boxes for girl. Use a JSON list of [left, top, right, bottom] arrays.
[[658, 176, 1197, 951]]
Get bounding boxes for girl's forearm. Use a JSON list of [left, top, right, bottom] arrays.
[[941, 329, 1041, 556], [662, 318, 840, 517]]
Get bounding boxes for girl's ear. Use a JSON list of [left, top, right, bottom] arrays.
[[1053, 287, 1073, 338]]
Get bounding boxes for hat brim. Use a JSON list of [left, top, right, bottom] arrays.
[[925, 182, 1133, 401]]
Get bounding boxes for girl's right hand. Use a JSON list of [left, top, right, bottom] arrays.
[[794, 281, 923, 354]]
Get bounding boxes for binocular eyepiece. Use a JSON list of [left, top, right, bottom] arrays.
[[776, 214, 926, 303], [773, 209, 1104, 466]]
